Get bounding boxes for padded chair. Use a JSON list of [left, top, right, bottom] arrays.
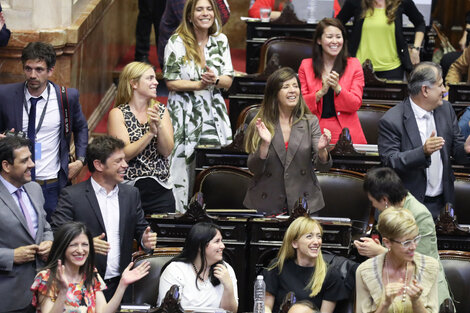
[[316, 168, 372, 234], [258, 36, 313, 74], [439, 250, 470, 313], [453, 173, 470, 224], [357, 103, 390, 144], [131, 247, 182, 306], [194, 165, 253, 210], [236, 104, 260, 130]]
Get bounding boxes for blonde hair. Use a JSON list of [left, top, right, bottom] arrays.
[[361, 0, 401, 24], [174, 0, 222, 67], [269, 217, 327, 297], [377, 207, 419, 240], [244, 67, 311, 154], [115, 61, 154, 106]]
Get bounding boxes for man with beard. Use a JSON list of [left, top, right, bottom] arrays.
[[0, 42, 88, 221], [0, 136, 53, 312]]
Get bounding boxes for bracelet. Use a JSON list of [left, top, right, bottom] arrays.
[[411, 46, 420, 51]]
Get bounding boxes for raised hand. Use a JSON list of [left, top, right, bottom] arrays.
[[353, 237, 386, 258], [317, 128, 331, 150], [406, 279, 424, 303], [255, 118, 272, 145], [142, 226, 157, 250], [213, 263, 232, 288], [56, 259, 70, 290], [93, 233, 110, 255], [423, 131, 445, 156], [120, 261, 150, 286], [326, 71, 340, 93]]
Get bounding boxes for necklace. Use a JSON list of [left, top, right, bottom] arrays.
[[385, 253, 409, 305], [192, 263, 204, 281]]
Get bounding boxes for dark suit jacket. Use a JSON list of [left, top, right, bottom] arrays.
[[378, 98, 470, 205], [243, 116, 332, 215], [0, 81, 88, 188], [51, 179, 149, 277], [0, 4, 10, 47], [0, 180, 53, 311], [337, 0, 425, 72]]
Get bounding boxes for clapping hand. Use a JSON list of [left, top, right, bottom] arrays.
[[423, 131, 445, 156], [406, 279, 424, 302], [384, 278, 405, 306], [326, 71, 340, 93], [120, 261, 151, 287], [201, 66, 217, 86], [56, 259, 70, 290], [148, 104, 161, 135], [317, 128, 331, 150], [255, 118, 272, 145]]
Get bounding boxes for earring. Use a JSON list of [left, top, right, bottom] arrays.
[[385, 202, 388, 209]]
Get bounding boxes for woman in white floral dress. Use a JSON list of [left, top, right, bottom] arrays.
[[164, 0, 234, 212]]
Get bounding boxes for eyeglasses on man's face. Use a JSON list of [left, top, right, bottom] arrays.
[[390, 234, 421, 248]]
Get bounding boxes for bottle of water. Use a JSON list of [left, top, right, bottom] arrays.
[[253, 275, 266, 313], [307, 0, 318, 24]]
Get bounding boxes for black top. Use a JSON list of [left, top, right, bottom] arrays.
[[321, 89, 336, 119], [337, 0, 425, 72], [263, 258, 348, 313]]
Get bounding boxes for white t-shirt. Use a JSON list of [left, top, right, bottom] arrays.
[[157, 261, 238, 309]]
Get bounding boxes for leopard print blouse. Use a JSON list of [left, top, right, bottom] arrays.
[[118, 103, 170, 183]]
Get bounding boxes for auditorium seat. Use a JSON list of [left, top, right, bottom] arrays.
[[194, 165, 253, 210], [131, 247, 182, 306], [236, 104, 260, 130], [453, 173, 470, 224], [257, 36, 313, 74], [439, 250, 470, 313], [357, 103, 390, 144], [316, 168, 372, 234]]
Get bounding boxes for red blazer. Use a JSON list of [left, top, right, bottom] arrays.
[[298, 57, 367, 144]]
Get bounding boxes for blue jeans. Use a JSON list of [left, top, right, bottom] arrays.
[[40, 181, 60, 222]]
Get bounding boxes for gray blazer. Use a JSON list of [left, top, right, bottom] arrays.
[[378, 98, 470, 204], [244, 115, 332, 215], [0, 180, 53, 311]]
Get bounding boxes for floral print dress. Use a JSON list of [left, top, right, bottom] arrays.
[[31, 269, 106, 313], [164, 33, 234, 212]]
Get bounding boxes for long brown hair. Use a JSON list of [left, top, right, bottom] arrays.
[[361, 0, 401, 24], [174, 0, 222, 66], [312, 17, 349, 79], [244, 67, 311, 154]]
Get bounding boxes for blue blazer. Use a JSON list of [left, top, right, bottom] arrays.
[[0, 81, 88, 188], [378, 98, 470, 205]]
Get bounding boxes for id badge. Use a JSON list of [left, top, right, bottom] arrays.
[[35, 142, 42, 160]]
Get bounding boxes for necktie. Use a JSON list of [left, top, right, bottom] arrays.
[[425, 112, 441, 189], [28, 97, 42, 180], [14, 189, 36, 238]]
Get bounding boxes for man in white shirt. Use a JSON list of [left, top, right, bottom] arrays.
[[51, 135, 157, 301], [0, 42, 89, 222], [378, 62, 470, 219]]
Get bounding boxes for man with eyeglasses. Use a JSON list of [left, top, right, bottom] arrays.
[[0, 42, 88, 222], [378, 62, 470, 220]]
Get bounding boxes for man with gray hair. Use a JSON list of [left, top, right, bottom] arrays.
[[378, 62, 470, 219]]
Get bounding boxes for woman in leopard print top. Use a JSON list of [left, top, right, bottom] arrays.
[[108, 62, 175, 214]]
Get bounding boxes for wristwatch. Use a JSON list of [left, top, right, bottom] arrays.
[[411, 46, 420, 51], [214, 77, 220, 86], [77, 156, 86, 166]]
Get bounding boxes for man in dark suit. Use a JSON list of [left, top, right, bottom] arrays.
[[378, 62, 470, 219], [0, 136, 53, 313], [51, 135, 157, 301], [0, 42, 88, 221]]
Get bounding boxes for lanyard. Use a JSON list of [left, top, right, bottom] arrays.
[[23, 83, 51, 138]]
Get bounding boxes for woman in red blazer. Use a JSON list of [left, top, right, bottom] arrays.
[[298, 18, 366, 144]]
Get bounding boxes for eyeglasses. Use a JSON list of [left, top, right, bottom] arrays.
[[390, 235, 422, 248]]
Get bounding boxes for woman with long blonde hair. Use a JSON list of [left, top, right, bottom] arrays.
[[263, 216, 348, 313], [243, 67, 331, 215], [108, 61, 175, 214], [163, 0, 234, 212], [337, 0, 425, 79]]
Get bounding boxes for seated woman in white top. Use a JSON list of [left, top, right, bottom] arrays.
[[157, 222, 238, 311]]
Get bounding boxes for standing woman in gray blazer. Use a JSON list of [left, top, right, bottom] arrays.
[[243, 67, 332, 215]]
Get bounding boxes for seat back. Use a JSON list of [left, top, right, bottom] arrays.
[[357, 104, 390, 144], [453, 173, 470, 224], [236, 104, 261, 131], [194, 165, 254, 210], [439, 250, 470, 313], [258, 37, 313, 73], [131, 248, 182, 306], [316, 169, 372, 233]]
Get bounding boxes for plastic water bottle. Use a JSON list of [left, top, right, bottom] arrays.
[[307, 0, 319, 24], [253, 275, 266, 313]]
